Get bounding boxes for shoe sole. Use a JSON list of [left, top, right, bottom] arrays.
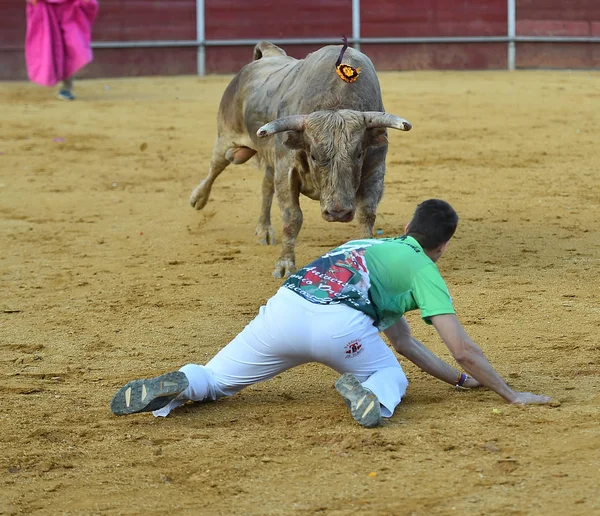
[[110, 371, 189, 416], [335, 373, 382, 428]]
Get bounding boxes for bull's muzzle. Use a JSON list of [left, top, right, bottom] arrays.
[[322, 208, 355, 223]]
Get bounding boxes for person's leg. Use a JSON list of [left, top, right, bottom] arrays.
[[361, 366, 408, 417], [110, 371, 190, 416], [151, 315, 310, 417], [57, 76, 75, 100], [309, 305, 408, 425], [56, 0, 97, 100], [334, 364, 408, 427], [111, 288, 313, 417]]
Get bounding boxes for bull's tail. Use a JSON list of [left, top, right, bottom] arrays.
[[253, 41, 287, 61]]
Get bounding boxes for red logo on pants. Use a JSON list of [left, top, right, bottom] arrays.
[[345, 340, 363, 358]]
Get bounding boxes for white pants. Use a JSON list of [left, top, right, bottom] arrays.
[[154, 287, 408, 418]]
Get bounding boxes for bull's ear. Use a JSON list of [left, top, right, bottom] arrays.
[[366, 128, 388, 148], [282, 131, 306, 150]]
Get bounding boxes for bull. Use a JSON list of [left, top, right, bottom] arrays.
[[189, 40, 412, 278]]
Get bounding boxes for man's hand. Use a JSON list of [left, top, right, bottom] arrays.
[[431, 314, 551, 404], [510, 392, 552, 405]]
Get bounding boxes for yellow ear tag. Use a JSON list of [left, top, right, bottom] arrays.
[[335, 36, 361, 83]]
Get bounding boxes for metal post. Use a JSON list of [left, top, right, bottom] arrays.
[[196, 0, 205, 76], [507, 0, 516, 70], [352, 0, 360, 51]]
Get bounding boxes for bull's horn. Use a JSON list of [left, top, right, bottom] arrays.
[[256, 115, 306, 138], [363, 112, 412, 131]]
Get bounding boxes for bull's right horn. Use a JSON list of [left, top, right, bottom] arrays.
[[363, 112, 412, 132], [257, 115, 307, 138]]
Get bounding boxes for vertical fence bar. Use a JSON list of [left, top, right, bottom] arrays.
[[352, 0, 360, 51], [196, 0, 205, 76], [507, 0, 516, 70]]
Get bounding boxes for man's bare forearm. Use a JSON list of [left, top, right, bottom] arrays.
[[431, 314, 520, 402], [402, 336, 465, 385], [449, 338, 517, 401], [384, 319, 468, 386]]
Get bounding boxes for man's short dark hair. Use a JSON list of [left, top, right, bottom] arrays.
[[406, 199, 459, 250]]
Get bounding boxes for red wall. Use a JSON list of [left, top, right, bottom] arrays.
[[84, 0, 198, 77], [516, 0, 600, 68], [361, 0, 508, 37], [360, 0, 507, 71], [204, 0, 352, 74], [0, 1, 28, 81], [1, 0, 599, 80]]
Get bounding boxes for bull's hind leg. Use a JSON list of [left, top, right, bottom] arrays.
[[189, 138, 256, 210], [255, 165, 276, 245], [189, 139, 230, 210]]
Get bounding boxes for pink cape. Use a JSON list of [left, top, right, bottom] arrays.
[[25, 0, 99, 87]]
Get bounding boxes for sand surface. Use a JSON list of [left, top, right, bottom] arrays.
[[1, 70, 599, 515]]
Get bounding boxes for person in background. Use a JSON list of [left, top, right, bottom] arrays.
[[25, 0, 99, 100]]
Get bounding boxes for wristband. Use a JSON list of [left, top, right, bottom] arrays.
[[454, 373, 468, 387]]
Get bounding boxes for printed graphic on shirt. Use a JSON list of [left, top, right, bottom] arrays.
[[283, 242, 378, 320]]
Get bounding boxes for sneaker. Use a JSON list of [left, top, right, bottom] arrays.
[[110, 371, 189, 416], [57, 90, 76, 101], [335, 373, 382, 428]]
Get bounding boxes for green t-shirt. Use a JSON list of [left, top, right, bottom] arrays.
[[283, 236, 455, 330]]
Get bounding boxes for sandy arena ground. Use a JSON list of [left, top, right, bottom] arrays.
[[1, 69, 599, 515]]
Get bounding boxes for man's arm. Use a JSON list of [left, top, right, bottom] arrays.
[[384, 317, 480, 388], [431, 313, 551, 404]]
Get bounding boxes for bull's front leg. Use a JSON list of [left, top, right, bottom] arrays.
[[357, 160, 385, 239], [254, 165, 276, 245], [272, 167, 303, 279]]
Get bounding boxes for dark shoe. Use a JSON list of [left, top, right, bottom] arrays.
[[335, 373, 381, 428], [57, 90, 76, 101], [110, 371, 189, 416]]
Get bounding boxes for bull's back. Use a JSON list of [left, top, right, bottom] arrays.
[[217, 44, 384, 139], [217, 52, 298, 138], [277, 46, 384, 115]]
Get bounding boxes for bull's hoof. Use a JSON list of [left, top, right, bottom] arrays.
[[189, 182, 210, 210], [255, 224, 276, 245], [272, 259, 296, 279]]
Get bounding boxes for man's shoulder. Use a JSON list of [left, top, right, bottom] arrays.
[[368, 236, 430, 264]]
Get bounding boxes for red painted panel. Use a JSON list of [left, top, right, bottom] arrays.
[[0, 50, 27, 81], [517, 20, 593, 37], [516, 0, 600, 38], [361, 0, 507, 37], [516, 0, 600, 23], [361, 43, 507, 71], [205, 44, 329, 75], [205, 0, 352, 39], [0, 3, 27, 48], [0, 2, 27, 80], [82, 47, 197, 78], [93, 0, 196, 41], [517, 42, 600, 68]]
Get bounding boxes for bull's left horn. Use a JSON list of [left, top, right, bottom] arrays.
[[363, 112, 412, 132], [256, 115, 306, 138]]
